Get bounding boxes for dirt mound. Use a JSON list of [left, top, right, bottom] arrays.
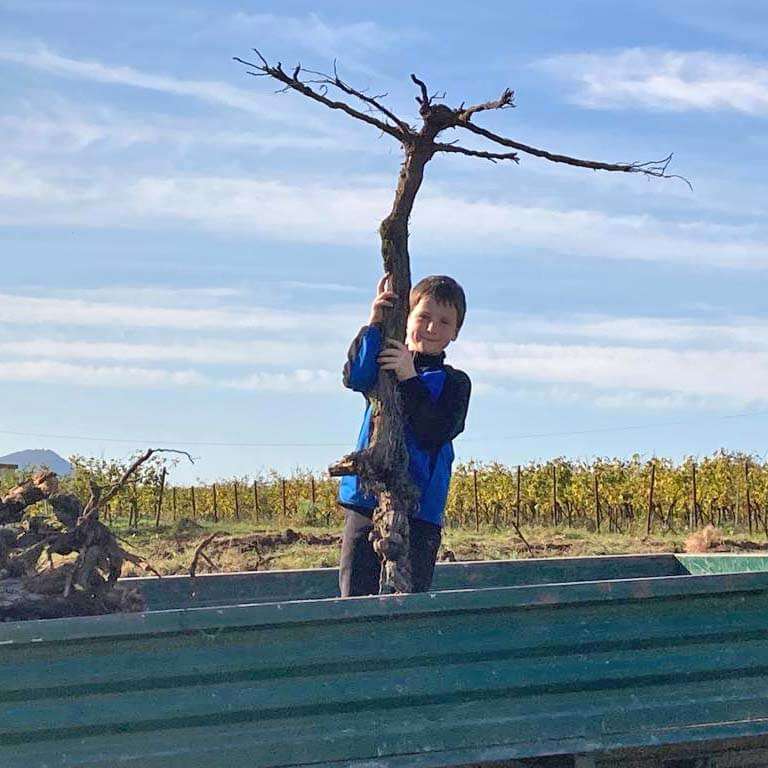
[[719, 539, 768, 552], [212, 529, 341, 554]]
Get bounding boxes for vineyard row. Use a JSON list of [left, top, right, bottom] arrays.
[[2, 451, 764, 536]]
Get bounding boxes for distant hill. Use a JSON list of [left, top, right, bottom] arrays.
[[0, 449, 73, 475]]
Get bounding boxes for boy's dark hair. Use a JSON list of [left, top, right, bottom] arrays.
[[410, 275, 467, 332]]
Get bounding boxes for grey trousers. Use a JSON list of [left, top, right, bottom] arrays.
[[339, 507, 442, 597]]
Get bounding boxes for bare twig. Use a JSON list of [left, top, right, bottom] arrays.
[[82, 480, 102, 516], [510, 519, 534, 555], [101, 448, 194, 507], [234, 52, 408, 141], [455, 120, 691, 186], [301, 65, 412, 134], [189, 532, 223, 578]]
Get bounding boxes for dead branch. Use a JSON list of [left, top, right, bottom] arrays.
[[454, 120, 691, 186], [234, 52, 409, 142], [410, 73, 430, 109], [101, 448, 194, 507], [189, 532, 223, 578], [510, 519, 534, 556], [457, 88, 516, 121], [433, 142, 520, 164], [301, 64, 413, 134]]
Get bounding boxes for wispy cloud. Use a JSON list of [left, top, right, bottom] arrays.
[[0, 42, 324, 125], [591, 390, 722, 411], [8, 339, 762, 403], [226, 368, 337, 393], [281, 280, 364, 294], [537, 48, 768, 115], [455, 340, 768, 404], [0, 292, 359, 334], [0, 108, 348, 155], [230, 12, 411, 70], [469, 312, 768, 350], [2, 163, 767, 268], [0, 359, 343, 393], [414, 193, 768, 268], [0, 338, 341, 367], [0, 361, 207, 388], [3, 287, 766, 406], [56, 286, 246, 304]]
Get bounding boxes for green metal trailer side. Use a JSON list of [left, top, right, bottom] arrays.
[[2, 554, 768, 767]]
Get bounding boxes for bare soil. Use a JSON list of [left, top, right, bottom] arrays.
[[117, 518, 768, 578]]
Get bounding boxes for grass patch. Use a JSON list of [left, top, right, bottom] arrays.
[[116, 518, 768, 577]]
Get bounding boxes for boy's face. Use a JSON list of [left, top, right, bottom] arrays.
[[406, 295, 459, 356]]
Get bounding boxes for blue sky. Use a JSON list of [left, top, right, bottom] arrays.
[[1, 0, 766, 482]]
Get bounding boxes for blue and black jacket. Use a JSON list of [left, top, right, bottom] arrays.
[[337, 324, 471, 527]]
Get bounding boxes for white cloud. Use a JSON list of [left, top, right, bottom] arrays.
[[591, 390, 721, 411], [123, 175, 389, 242], [0, 42, 326, 127], [0, 358, 341, 393], [56, 286, 246, 304], [2, 162, 767, 268], [0, 338, 341, 367], [469, 311, 768, 350], [0, 292, 359, 333], [0, 360, 207, 388], [230, 12, 409, 68], [455, 340, 768, 404], [3, 288, 765, 406], [537, 48, 768, 114], [0, 110, 348, 155], [413, 194, 768, 268], [281, 280, 364, 294], [226, 368, 337, 393]]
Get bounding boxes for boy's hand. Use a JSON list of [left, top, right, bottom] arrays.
[[368, 273, 399, 326], [378, 339, 417, 382]]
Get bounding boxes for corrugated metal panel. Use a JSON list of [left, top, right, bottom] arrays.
[[129, 553, 687, 611], [678, 554, 768, 577], [2, 556, 768, 767]]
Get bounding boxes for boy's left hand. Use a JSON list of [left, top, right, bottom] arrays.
[[377, 339, 417, 382]]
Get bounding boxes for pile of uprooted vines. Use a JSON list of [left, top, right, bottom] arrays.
[[0, 449, 186, 621]]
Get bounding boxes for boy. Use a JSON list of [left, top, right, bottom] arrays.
[[338, 273, 471, 597]]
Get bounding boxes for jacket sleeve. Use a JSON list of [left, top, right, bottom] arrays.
[[342, 325, 382, 393], [397, 368, 471, 451]]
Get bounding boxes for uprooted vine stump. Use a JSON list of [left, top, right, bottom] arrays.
[[236, 51, 685, 595], [0, 453, 182, 621]]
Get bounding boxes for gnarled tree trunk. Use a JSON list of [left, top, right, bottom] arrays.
[[234, 52, 685, 593], [329, 133, 446, 592]]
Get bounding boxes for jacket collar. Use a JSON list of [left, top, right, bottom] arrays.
[[413, 350, 446, 369]]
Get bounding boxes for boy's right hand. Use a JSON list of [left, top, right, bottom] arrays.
[[368, 273, 399, 326]]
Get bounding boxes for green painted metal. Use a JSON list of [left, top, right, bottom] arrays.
[[3, 554, 768, 767], [129, 553, 687, 611], [678, 553, 768, 575]]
